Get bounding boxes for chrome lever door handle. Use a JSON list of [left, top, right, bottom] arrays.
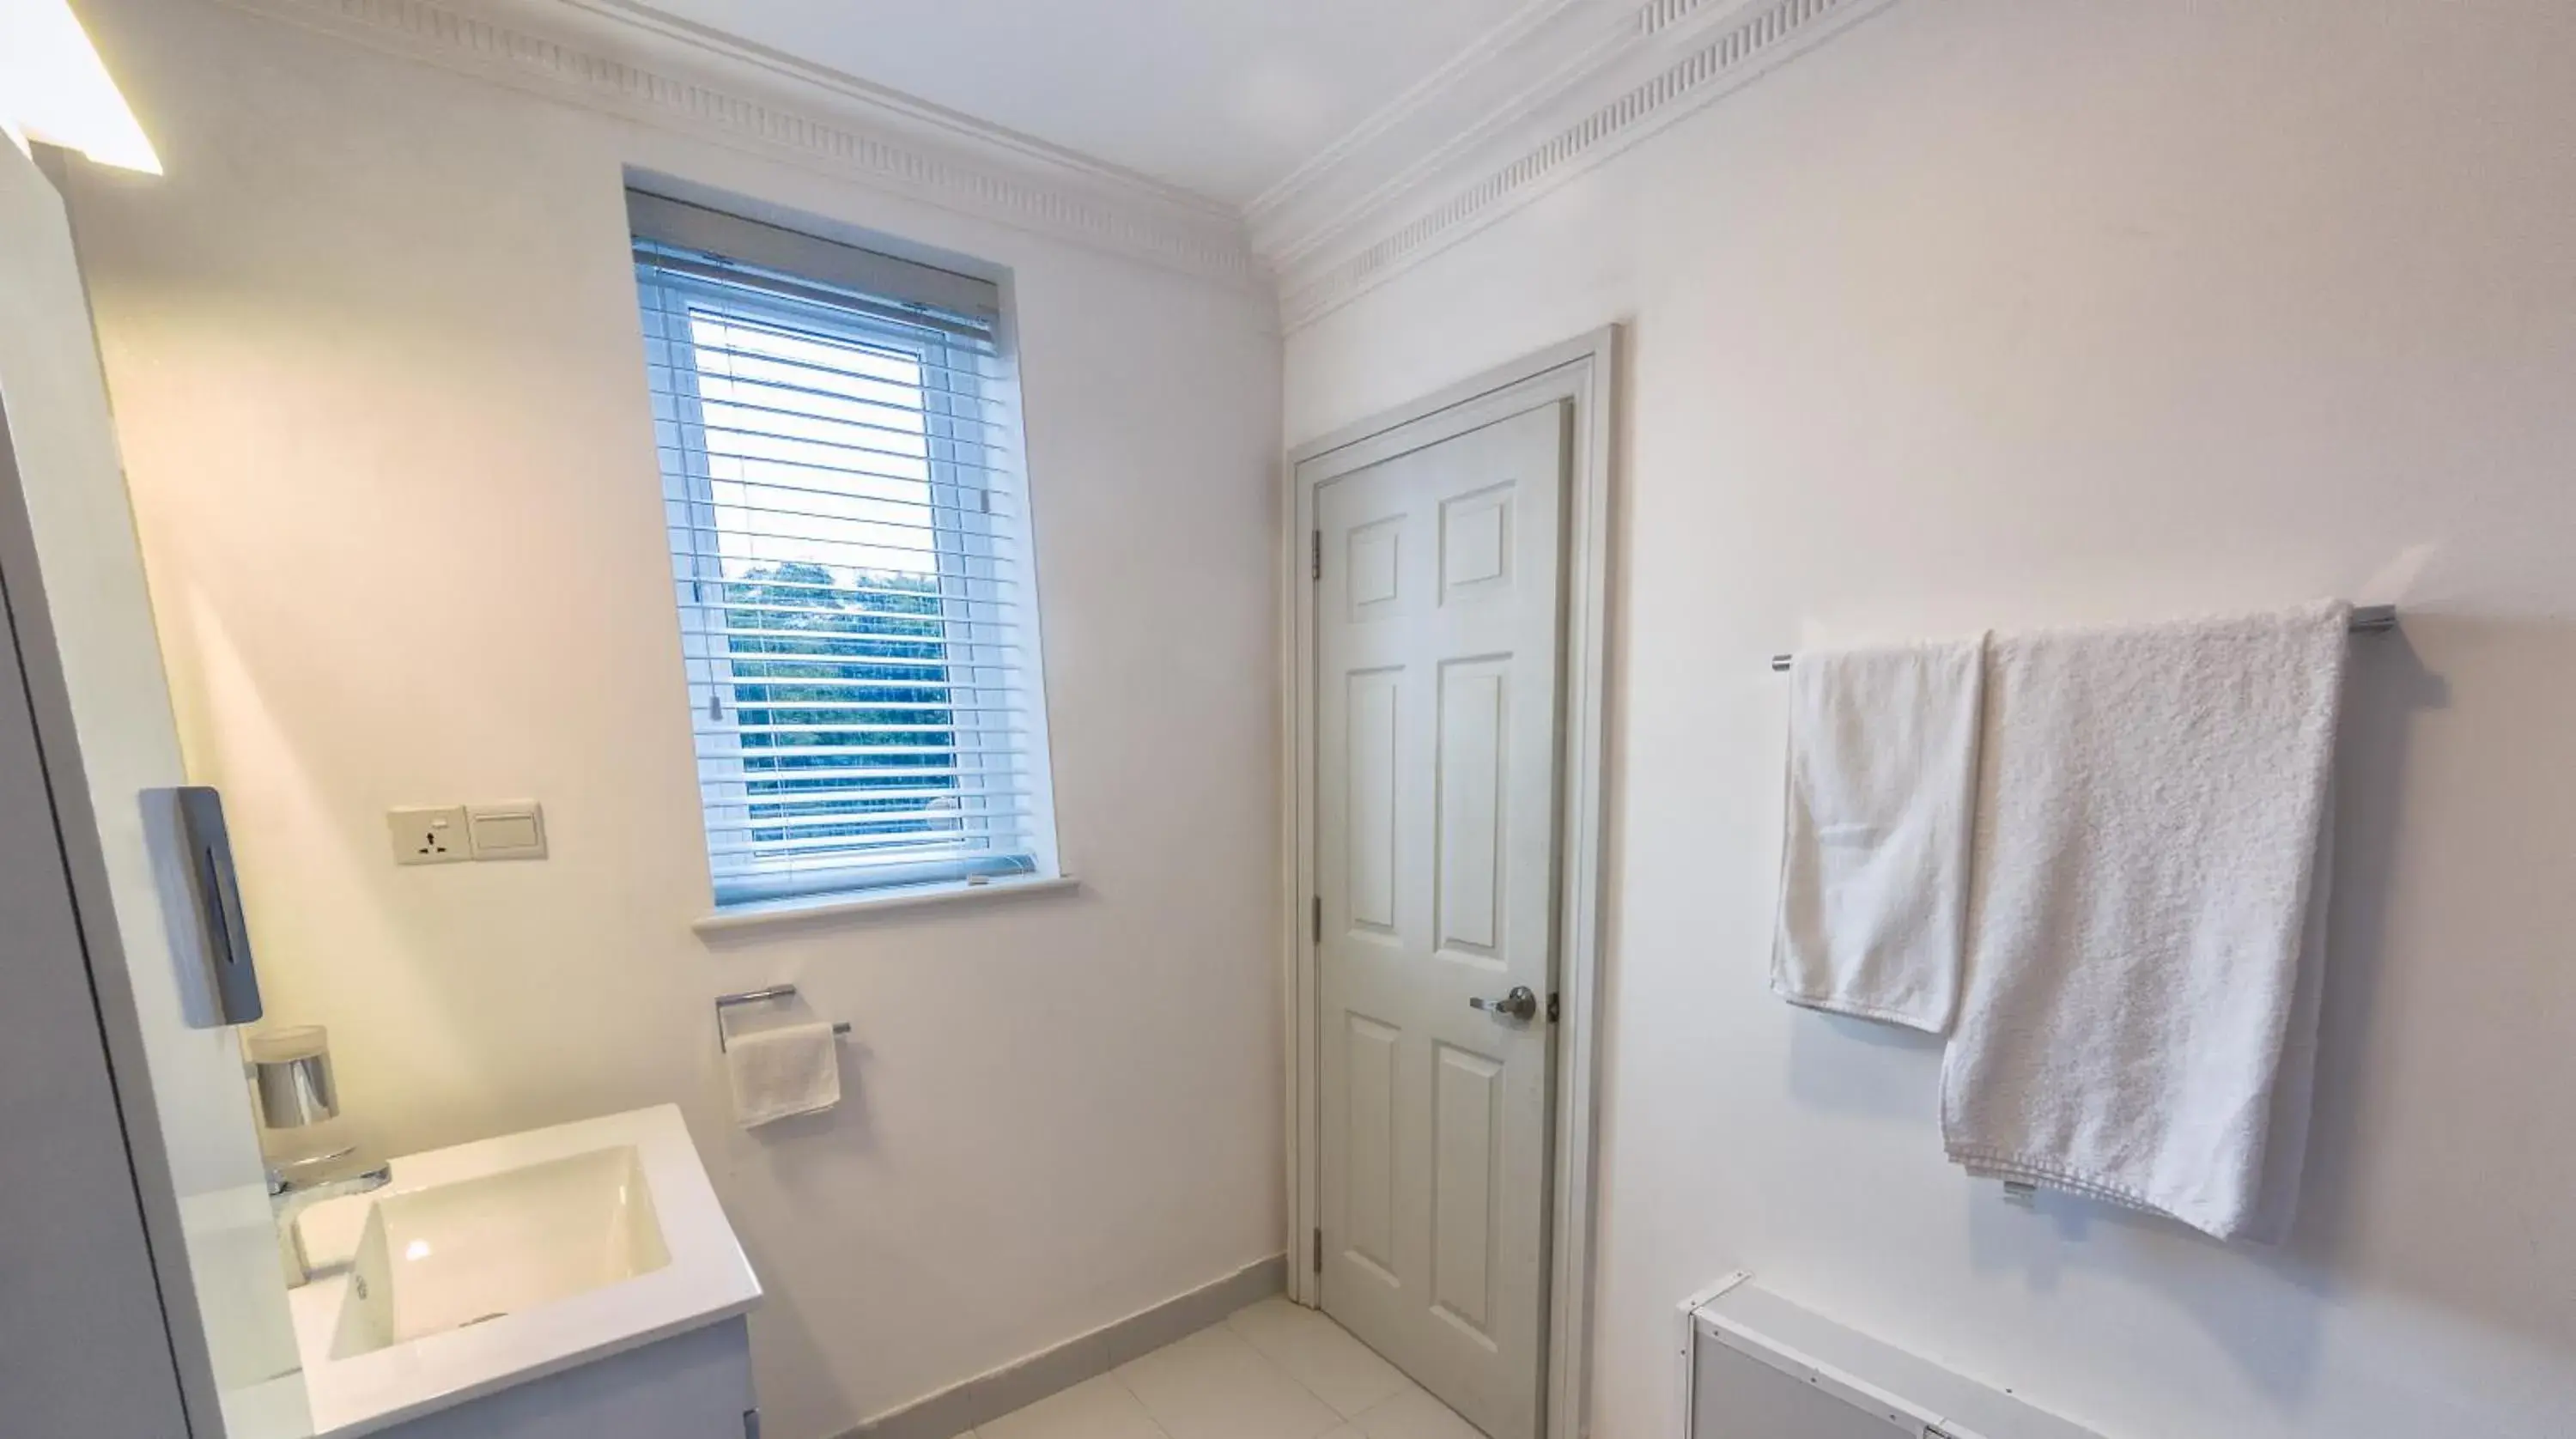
[[1470, 987, 1539, 1022]]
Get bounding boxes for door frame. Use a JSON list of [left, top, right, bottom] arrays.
[[1282, 328, 1616, 1439]]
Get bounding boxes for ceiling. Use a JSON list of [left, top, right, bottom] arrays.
[[614, 0, 1540, 207]]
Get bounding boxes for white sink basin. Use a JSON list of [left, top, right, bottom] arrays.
[[327, 1145, 671, 1358], [288, 1106, 758, 1436]]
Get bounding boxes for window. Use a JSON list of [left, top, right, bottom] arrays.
[[629, 192, 1057, 908]]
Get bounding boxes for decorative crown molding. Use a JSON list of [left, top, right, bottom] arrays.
[[197, 0, 1895, 327], [1257, 0, 1899, 331], [1638, 0, 1734, 38], [203, 0, 1261, 293], [1242, 0, 1600, 230]]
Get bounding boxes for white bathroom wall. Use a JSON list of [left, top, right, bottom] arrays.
[[1288, 3, 2576, 1437], [58, 3, 1284, 1436]]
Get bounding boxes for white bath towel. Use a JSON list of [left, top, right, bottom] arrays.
[[1941, 601, 2349, 1242], [1771, 635, 1990, 1032], [724, 1011, 842, 1129]]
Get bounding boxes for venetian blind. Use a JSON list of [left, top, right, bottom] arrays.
[[629, 192, 1054, 907]]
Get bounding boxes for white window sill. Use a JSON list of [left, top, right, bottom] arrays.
[[692, 872, 1078, 936]]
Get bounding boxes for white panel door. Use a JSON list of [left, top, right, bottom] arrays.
[[1316, 401, 1567, 1439]]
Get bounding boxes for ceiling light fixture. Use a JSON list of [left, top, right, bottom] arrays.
[[0, 0, 162, 174]]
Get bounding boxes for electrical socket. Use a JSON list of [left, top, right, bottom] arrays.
[[387, 805, 470, 865]]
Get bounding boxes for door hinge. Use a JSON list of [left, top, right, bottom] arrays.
[[1313, 1227, 1324, 1272], [1547, 991, 1561, 1023], [1312, 895, 1321, 944], [1311, 530, 1321, 581]]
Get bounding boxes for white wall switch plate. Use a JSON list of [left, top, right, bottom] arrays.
[[467, 801, 547, 860], [388, 805, 470, 865]]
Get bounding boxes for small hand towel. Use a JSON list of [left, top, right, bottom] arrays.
[[1941, 601, 2349, 1242], [1771, 634, 1990, 1033], [725, 1016, 842, 1129]]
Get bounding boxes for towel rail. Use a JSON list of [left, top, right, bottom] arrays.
[[1767, 603, 2397, 671], [715, 983, 853, 1052]]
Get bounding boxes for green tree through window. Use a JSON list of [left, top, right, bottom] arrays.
[[720, 561, 960, 854]]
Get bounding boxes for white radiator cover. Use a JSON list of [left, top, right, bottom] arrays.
[[1678, 1276, 2103, 1439]]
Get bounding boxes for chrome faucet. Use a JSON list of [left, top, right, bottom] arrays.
[[268, 1148, 391, 1287], [246, 1025, 389, 1284]]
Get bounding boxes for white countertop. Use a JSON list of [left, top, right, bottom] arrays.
[[287, 1104, 760, 1437]]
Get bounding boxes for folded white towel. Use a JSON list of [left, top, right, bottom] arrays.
[[1941, 601, 2349, 1241], [1771, 635, 1990, 1032], [724, 1012, 842, 1129]]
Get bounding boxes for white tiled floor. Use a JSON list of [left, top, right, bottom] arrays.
[[970, 1300, 1486, 1439]]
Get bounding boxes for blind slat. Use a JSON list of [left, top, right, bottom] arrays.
[[699, 763, 1022, 786], [661, 445, 1016, 495], [696, 679, 1015, 695], [665, 473, 1016, 524], [688, 658, 1022, 680], [703, 809, 1037, 840], [705, 802, 1034, 829], [717, 700, 1023, 714], [636, 301, 1005, 379], [677, 599, 1018, 631], [685, 643, 1018, 665], [634, 273, 1000, 349], [718, 720, 1025, 737], [667, 519, 1018, 563], [704, 783, 1036, 804], [683, 646, 1020, 671], [665, 389, 1019, 458], [708, 832, 1018, 862], [643, 331, 1010, 388], [687, 618, 1018, 647], [649, 358, 1016, 435], [670, 496, 1017, 541], [665, 525, 1022, 574], [660, 426, 1018, 478], [639, 259, 995, 347], [695, 741, 1011, 760], [671, 572, 1022, 610]]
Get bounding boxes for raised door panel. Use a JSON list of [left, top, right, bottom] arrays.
[[1343, 1014, 1403, 1281], [1346, 669, 1402, 934], [1436, 660, 1510, 964], [1431, 1041, 1504, 1343]]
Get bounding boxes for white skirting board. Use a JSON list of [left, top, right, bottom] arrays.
[[843, 1255, 1286, 1439], [1676, 1275, 2103, 1439]]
